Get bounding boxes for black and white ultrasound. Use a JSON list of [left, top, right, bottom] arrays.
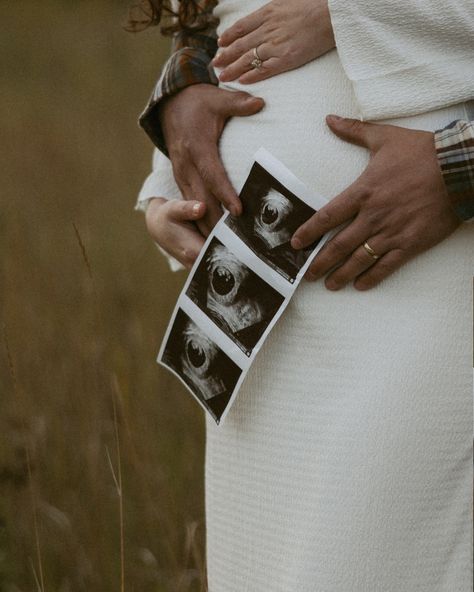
[[158, 149, 330, 425], [225, 162, 321, 282], [162, 309, 242, 423], [186, 237, 285, 356]]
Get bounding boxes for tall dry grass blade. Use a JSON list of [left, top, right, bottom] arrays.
[[29, 557, 42, 592], [72, 222, 93, 279], [112, 394, 125, 592], [3, 324, 46, 592], [106, 446, 121, 496]]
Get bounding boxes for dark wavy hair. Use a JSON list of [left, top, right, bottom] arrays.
[[126, 0, 217, 35]]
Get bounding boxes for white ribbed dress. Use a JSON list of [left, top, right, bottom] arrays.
[[137, 2, 474, 589]]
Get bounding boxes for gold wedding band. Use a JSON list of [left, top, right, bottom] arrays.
[[363, 241, 380, 260], [251, 46, 263, 70]]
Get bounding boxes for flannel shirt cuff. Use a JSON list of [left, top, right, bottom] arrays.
[[435, 119, 474, 222], [139, 44, 218, 157]]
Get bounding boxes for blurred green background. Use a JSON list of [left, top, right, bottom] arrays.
[[0, 1, 206, 590]]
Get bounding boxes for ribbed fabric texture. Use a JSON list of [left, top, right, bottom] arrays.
[[328, 0, 474, 121]]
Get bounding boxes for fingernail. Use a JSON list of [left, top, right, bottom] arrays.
[[325, 279, 340, 291], [192, 203, 201, 215], [230, 203, 241, 216], [327, 114, 343, 123], [291, 237, 303, 250]]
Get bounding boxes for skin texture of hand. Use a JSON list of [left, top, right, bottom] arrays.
[[291, 116, 461, 291], [160, 83, 265, 236], [212, 0, 335, 84], [145, 197, 208, 269]]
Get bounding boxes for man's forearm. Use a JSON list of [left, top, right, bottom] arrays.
[[138, 0, 219, 155]]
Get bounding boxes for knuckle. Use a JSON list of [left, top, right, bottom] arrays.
[[182, 247, 199, 266], [353, 249, 370, 265], [233, 90, 250, 101], [402, 229, 419, 250], [355, 182, 372, 203], [348, 119, 364, 135], [328, 235, 349, 256], [284, 47, 298, 63], [375, 258, 397, 276], [364, 207, 383, 227], [317, 209, 332, 228], [232, 23, 245, 37], [265, 5, 277, 19], [233, 39, 246, 54]]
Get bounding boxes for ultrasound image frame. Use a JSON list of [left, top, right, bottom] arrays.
[[161, 308, 242, 424], [225, 162, 321, 282], [186, 237, 286, 356]]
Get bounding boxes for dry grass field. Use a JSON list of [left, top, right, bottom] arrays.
[[0, 1, 206, 590]]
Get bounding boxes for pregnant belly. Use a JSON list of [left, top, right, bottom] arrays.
[[215, 1, 468, 201], [217, 50, 365, 201], [214, 36, 472, 313]]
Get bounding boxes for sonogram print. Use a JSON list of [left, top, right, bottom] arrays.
[[162, 309, 242, 423], [186, 238, 285, 356], [225, 162, 320, 282]]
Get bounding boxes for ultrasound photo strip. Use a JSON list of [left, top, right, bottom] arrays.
[[186, 236, 287, 357], [158, 148, 335, 425]]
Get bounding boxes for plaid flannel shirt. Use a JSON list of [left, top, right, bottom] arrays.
[[435, 119, 474, 221], [139, 0, 474, 221], [138, 0, 219, 156]]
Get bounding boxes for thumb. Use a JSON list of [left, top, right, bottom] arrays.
[[168, 199, 207, 223], [326, 115, 384, 151], [220, 90, 265, 117]]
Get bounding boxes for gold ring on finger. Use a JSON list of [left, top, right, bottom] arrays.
[[363, 241, 380, 260]]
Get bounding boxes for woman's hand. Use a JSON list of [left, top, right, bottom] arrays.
[[291, 116, 461, 290], [145, 197, 209, 269], [212, 0, 335, 84]]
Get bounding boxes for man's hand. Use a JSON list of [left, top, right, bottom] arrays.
[[291, 115, 461, 290], [145, 197, 208, 269], [160, 84, 265, 236]]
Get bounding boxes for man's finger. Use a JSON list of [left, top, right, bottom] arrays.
[[193, 148, 242, 215], [304, 215, 373, 280], [217, 89, 265, 118], [195, 200, 223, 237], [321, 235, 389, 290], [353, 249, 406, 290], [326, 115, 387, 152], [186, 170, 224, 235], [291, 184, 362, 250]]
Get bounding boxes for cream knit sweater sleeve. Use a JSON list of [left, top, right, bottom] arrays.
[[328, 0, 474, 120], [135, 148, 185, 272]]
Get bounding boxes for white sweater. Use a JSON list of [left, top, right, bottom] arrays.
[[136, 0, 474, 255], [328, 0, 474, 121]]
